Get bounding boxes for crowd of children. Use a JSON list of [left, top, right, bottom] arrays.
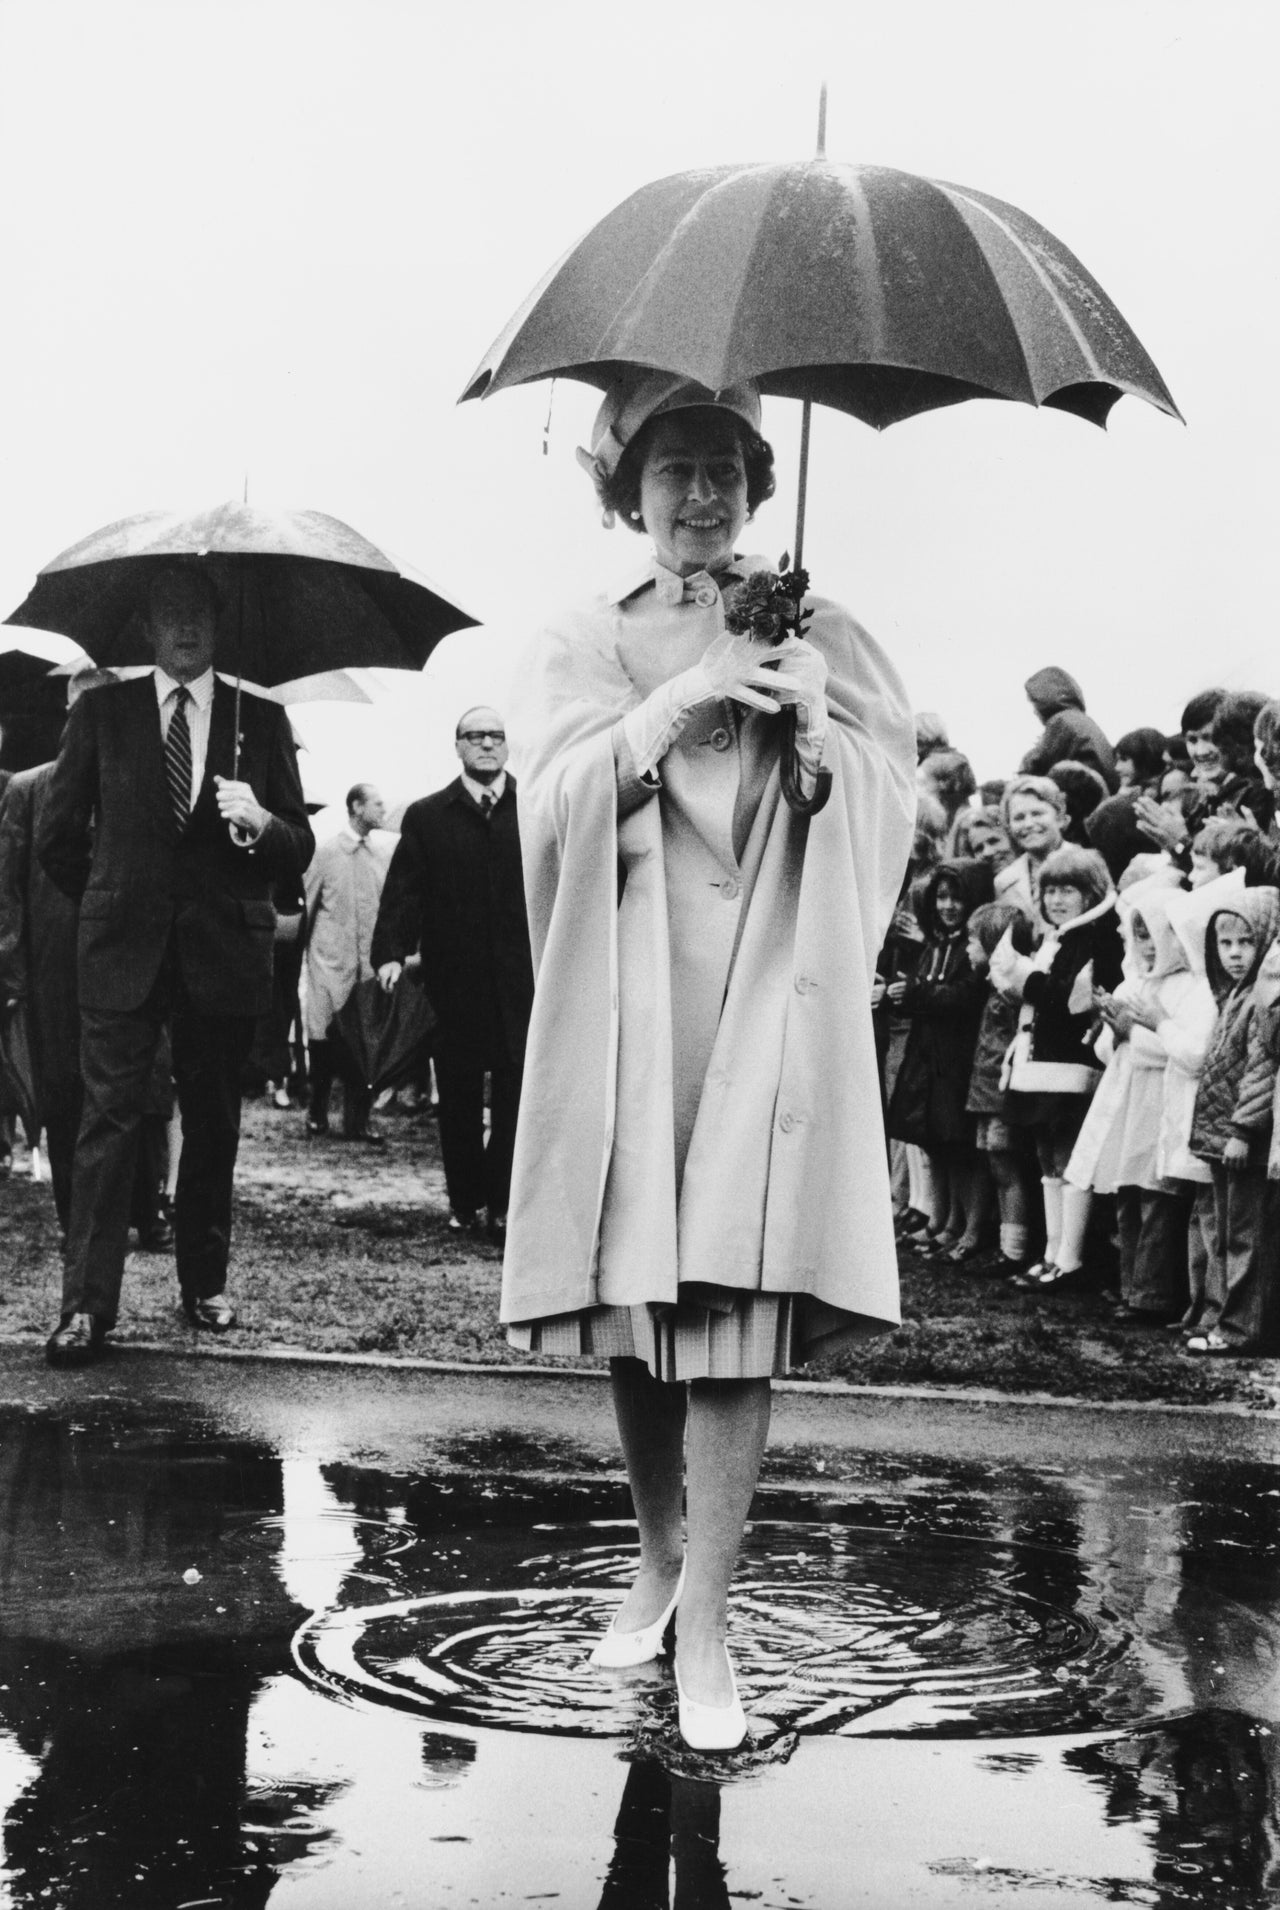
[[878, 676, 1280, 1359]]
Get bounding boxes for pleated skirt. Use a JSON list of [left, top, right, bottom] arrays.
[[507, 1291, 860, 1382]]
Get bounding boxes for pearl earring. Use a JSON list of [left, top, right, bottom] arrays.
[[629, 510, 642, 522]]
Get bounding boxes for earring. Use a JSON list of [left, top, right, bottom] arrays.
[[629, 510, 642, 521]]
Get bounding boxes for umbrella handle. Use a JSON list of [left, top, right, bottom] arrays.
[[779, 708, 831, 815]]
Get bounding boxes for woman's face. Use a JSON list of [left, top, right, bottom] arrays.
[[1115, 755, 1137, 790], [967, 819, 1009, 864], [637, 413, 749, 577], [1006, 794, 1062, 857]]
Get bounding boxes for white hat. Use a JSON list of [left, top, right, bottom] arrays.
[[576, 371, 762, 525]]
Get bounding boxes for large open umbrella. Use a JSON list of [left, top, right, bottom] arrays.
[[7, 502, 478, 682], [6, 502, 480, 771], [0, 628, 91, 772], [461, 102, 1180, 808]]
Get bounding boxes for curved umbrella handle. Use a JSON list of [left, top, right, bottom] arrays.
[[779, 708, 832, 815]]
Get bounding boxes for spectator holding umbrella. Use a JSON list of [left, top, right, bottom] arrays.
[[36, 564, 313, 1365]]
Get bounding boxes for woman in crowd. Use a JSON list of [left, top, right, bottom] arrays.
[[500, 371, 915, 1750], [994, 774, 1068, 919]]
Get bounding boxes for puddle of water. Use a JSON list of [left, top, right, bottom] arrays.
[[0, 1387, 1274, 1906]]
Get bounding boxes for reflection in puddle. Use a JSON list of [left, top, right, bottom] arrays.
[[0, 1391, 1273, 1904], [295, 1519, 1143, 1742]]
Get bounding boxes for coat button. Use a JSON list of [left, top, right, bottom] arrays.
[[695, 586, 717, 608], [709, 727, 732, 751], [778, 1111, 795, 1134], [794, 972, 817, 994], [720, 875, 741, 901]]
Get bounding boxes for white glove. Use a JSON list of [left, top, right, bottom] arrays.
[[621, 628, 796, 778], [756, 636, 829, 774]]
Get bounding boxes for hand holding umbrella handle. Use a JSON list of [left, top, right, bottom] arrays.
[[779, 709, 832, 815]]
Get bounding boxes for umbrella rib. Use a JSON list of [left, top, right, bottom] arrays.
[[941, 187, 1106, 396]]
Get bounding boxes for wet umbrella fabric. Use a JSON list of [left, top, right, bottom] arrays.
[[327, 975, 436, 1098], [5, 502, 479, 685], [462, 159, 1180, 430]]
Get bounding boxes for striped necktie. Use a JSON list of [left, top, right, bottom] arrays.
[[165, 686, 193, 827]]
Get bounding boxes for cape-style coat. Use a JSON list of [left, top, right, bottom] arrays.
[[499, 559, 916, 1350]]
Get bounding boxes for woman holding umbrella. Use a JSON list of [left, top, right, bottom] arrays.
[[501, 371, 915, 1750]]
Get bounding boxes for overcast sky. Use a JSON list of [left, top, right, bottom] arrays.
[[1, 0, 1274, 804]]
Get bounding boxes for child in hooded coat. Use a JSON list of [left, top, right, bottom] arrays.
[[1061, 886, 1198, 1320], [1160, 872, 1245, 1336], [1186, 885, 1280, 1354], [989, 846, 1124, 1288], [887, 857, 995, 1258]]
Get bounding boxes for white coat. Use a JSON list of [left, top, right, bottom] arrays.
[[500, 558, 916, 1351]]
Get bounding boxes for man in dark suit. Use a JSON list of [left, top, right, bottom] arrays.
[[37, 564, 314, 1365], [372, 706, 533, 1236]]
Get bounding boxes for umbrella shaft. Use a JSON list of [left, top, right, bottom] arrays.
[[793, 399, 812, 572]]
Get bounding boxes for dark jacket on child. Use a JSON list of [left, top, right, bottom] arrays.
[[1019, 892, 1124, 1074], [886, 858, 993, 1148], [1188, 887, 1280, 1167]]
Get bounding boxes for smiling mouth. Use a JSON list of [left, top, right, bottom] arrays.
[[678, 516, 726, 531]]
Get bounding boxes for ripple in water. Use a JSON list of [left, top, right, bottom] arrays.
[[293, 1519, 1143, 1744]]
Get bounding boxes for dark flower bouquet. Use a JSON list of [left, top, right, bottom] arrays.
[[724, 554, 812, 647]]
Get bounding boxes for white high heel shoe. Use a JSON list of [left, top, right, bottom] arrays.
[[589, 1562, 685, 1668], [675, 1647, 747, 1752]]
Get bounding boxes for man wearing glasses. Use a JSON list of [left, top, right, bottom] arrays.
[[372, 707, 533, 1237]]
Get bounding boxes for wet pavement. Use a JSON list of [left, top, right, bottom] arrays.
[[0, 1348, 1275, 1907]]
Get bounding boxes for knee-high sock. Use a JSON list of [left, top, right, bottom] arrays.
[[1041, 1176, 1065, 1266], [1055, 1182, 1093, 1273]]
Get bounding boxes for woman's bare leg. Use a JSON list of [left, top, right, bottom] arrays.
[[608, 1356, 687, 1630], [676, 1377, 771, 1705]]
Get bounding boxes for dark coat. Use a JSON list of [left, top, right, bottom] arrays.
[[0, 763, 79, 1092], [1020, 667, 1117, 791], [36, 676, 313, 1018], [370, 775, 534, 1066], [1188, 887, 1280, 1165], [885, 858, 993, 1148], [1019, 892, 1124, 1072]]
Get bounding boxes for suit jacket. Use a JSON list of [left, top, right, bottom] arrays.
[[371, 775, 533, 1064], [37, 675, 314, 1017]]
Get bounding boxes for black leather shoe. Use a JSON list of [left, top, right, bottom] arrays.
[[46, 1313, 103, 1367], [183, 1293, 237, 1332]]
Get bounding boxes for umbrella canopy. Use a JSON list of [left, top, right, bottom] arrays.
[[0, 629, 92, 772], [5, 502, 480, 685], [462, 159, 1180, 431], [327, 974, 437, 1097]]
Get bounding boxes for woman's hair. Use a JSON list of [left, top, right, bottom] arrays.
[[1181, 688, 1227, 734], [1191, 815, 1258, 867], [1254, 699, 1280, 755], [967, 899, 1033, 956], [1210, 691, 1271, 774], [999, 774, 1068, 829], [1037, 844, 1111, 911], [1048, 759, 1110, 839], [919, 748, 976, 818], [1113, 727, 1167, 785], [601, 409, 776, 534]]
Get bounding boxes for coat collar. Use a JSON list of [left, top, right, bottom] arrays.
[[605, 551, 772, 608]]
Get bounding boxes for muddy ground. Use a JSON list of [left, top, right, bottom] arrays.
[[2, 1093, 1276, 1410]]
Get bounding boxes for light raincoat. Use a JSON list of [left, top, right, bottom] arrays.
[[500, 560, 916, 1350]]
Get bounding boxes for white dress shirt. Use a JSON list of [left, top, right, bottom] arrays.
[[461, 768, 506, 809], [155, 666, 215, 811]]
